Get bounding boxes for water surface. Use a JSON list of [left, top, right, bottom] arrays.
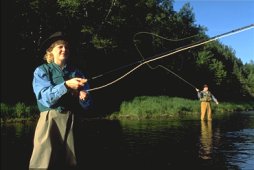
[[1, 111, 254, 169]]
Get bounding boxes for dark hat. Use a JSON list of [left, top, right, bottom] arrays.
[[40, 31, 68, 52], [203, 84, 208, 88]]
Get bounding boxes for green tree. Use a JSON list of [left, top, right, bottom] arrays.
[[244, 60, 254, 97], [3, 0, 253, 113]]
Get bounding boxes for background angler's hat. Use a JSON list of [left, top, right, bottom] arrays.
[[40, 31, 68, 53], [203, 84, 208, 88]]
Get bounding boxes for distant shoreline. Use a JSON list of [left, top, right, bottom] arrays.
[[1, 97, 254, 123], [107, 96, 254, 120]]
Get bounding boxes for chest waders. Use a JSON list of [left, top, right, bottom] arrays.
[[29, 64, 77, 169], [200, 91, 212, 121]]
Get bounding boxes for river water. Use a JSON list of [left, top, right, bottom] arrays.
[[1, 111, 254, 170]]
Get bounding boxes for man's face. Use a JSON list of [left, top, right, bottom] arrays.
[[203, 87, 208, 91], [51, 43, 69, 62]]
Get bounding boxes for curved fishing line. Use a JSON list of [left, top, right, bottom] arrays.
[[87, 24, 254, 92], [90, 33, 199, 80], [133, 31, 200, 42], [133, 32, 199, 89]]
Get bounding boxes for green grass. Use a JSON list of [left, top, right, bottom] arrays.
[[108, 96, 254, 120], [1, 102, 39, 123], [2, 98, 253, 122]]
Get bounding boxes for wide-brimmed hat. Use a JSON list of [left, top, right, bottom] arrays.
[[40, 31, 68, 53]]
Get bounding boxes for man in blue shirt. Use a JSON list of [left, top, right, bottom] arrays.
[[196, 84, 219, 120], [29, 32, 91, 169]]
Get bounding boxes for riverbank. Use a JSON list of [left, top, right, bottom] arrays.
[[108, 96, 254, 120], [1, 97, 254, 122], [0, 102, 38, 124]]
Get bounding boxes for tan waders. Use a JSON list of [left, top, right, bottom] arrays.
[[29, 110, 77, 170], [200, 101, 212, 120]]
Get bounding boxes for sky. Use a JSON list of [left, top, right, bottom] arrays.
[[174, 0, 254, 64]]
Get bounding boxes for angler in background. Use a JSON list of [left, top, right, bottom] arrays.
[[196, 84, 219, 121]]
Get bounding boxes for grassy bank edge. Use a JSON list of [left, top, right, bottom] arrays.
[[1, 97, 253, 123], [107, 96, 254, 120]]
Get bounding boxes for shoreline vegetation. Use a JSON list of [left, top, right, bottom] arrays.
[[1, 96, 254, 123], [1, 102, 38, 123], [107, 96, 254, 120]]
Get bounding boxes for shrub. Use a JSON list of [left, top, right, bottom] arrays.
[[15, 102, 27, 118], [1, 103, 13, 119]]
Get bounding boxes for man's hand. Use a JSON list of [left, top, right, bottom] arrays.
[[216, 101, 219, 105], [79, 90, 88, 101], [195, 88, 199, 92], [65, 78, 87, 90]]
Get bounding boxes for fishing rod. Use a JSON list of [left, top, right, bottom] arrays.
[[153, 65, 197, 89], [87, 24, 254, 92]]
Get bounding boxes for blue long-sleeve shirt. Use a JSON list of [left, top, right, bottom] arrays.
[[33, 63, 91, 112]]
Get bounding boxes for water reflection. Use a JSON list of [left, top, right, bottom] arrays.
[[1, 122, 35, 170], [199, 120, 213, 160], [1, 112, 254, 170]]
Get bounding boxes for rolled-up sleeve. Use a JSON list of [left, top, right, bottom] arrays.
[[79, 83, 92, 110], [75, 70, 92, 110], [211, 94, 218, 103], [32, 67, 68, 107], [197, 92, 201, 99]]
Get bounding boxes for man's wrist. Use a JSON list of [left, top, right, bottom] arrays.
[[64, 81, 70, 91]]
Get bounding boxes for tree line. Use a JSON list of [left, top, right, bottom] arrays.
[[2, 0, 253, 115]]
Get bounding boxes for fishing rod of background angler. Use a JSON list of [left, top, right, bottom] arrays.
[[86, 24, 254, 92]]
